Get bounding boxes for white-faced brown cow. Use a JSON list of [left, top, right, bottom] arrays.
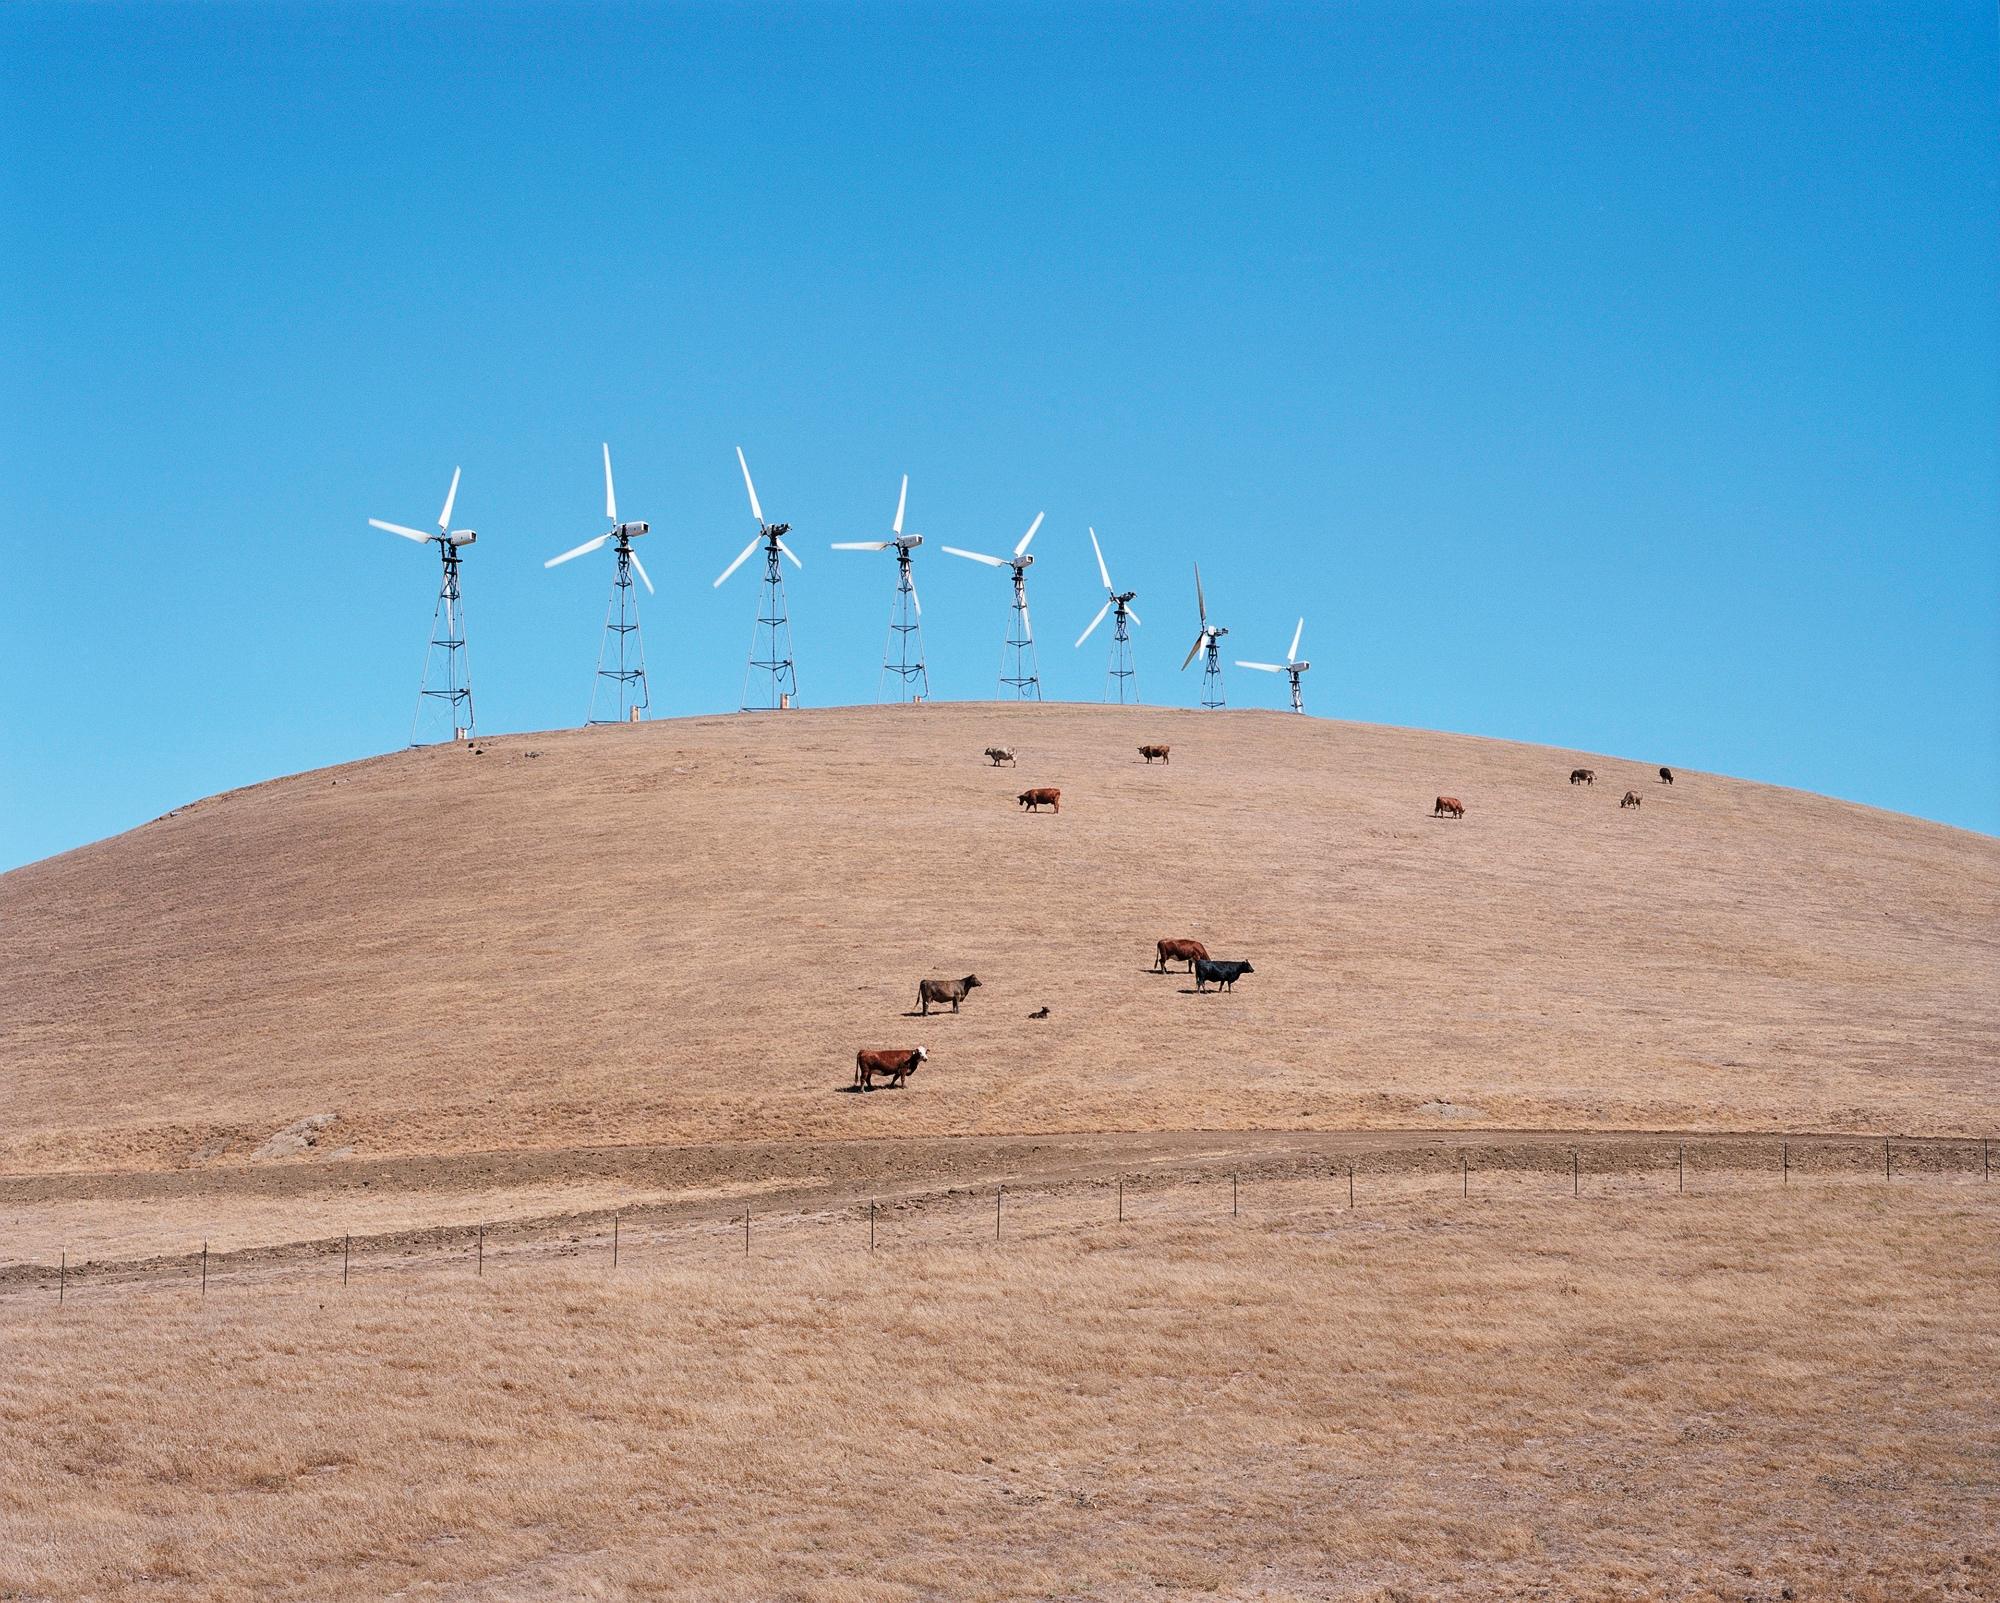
[[1018, 787, 1061, 813], [984, 746, 1017, 767], [1434, 796, 1465, 818], [919, 974, 982, 1015], [853, 1046, 928, 1090], [1155, 938, 1209, 973], [1138, 745, 1171, 764]]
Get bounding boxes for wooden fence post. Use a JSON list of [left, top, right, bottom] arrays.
[[1885, 1139, 1892, 1181], [58, 1250, 65, 1305], [1782, 1142, 1789, 1185], [1678, 1143, 1685, 1195], [995, 1186, 1003, 1240], [1231, 1172, 1238, 1217], [612, 1213, 620, 1269], [1117, 1178, 1124, 1223], [201, 1240, 208, 1297], [1572, 1151, 1579, 1198], [1461, 1153, 1468, 1199], [869, 1200, 876, 1252], [477, 1225, 484, 1276], [1348, 1162, 1355, 1209], [342, 1234, 350, 1285]]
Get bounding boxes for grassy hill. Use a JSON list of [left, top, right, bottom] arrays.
[[4, 702, 1994, 1181]]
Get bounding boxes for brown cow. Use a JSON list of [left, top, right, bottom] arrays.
[[1433, 796, 1465, 818], [1018, 787, 1061, 812], [853, 1046, 928, 1090], [1621, 791, 1642, 809], [1155, 937, 1210, 973], [918, 975, 982, 1015], [1138, 745, 1171, 763], [1569, 768, 1595, 786], [984, 746, 1016, 767]]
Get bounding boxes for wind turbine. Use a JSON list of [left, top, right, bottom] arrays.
[[1179, 563, 1229, 708], [543, 444, 654, 724], [713, 447, 802, 709], [1074, 525, 1140, 703], [368, 466, 477, 744], [832, 475, 929, 702], [942, 511, 1045, 700], [1237, 617, 1311, 713]]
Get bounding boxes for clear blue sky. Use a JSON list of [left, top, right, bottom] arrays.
[[3, 1, 1995, 870]]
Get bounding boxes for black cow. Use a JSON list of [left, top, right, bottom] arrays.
[[1194, 958, 1255, 993], [1659, 766, 1675, 785]]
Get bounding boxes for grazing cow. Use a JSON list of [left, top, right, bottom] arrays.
[[1569, 768, 1595, 786], [1155, 937, 1210, 973], [1433, 796, 1465, 818], [1194, 958, 1255, 993], [984, 746, 1016, 767], [1621, 790, 1642, 809], [1659, 766, 1675, 785], [1018, 787, 1061, 813], [853, 1046, 928, 1091], [918, 974, 982, 1015], [1138, 745, 1172, 764]]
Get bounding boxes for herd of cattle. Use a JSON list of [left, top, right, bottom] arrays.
[[853, 742, 1679, 1091]]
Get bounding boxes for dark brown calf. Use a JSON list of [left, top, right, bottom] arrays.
[[1621, 791, 1642, 809]]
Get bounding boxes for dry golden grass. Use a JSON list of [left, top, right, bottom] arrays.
[[3, 1187, 1994, 1602], [1, 704, 1995, 1191]]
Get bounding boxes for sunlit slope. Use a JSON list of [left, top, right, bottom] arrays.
[[2, 703, 1995, 1173]]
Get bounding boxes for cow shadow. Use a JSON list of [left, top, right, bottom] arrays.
[[835, 1082, 905, 1094]]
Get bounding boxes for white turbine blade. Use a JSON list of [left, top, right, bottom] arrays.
[[545, 533, 610, 569], [1021, 596, 1032, 641], [908, 569, 922, 616], [1076, 599, 1111, 648], [1237, 661, 1285, 672], [437, 466, 461, 531], [1014, 512, 1044, 559], [1089, 525, 1112, 591], [735, 446, 764, 524], [628, 549, 655, 595], [1194, 562, 1206, 623], [1127, 606, 1140, 627], [893, 473, 908, 537], [1288, 617, 1304, 662], [602, 443, 617, 523], [831, 540, 892, 551], [714, 534, 762, 588], [1181, 633, 1206, 671], [942, 545, 1006, 567], [777, 537, 803, 569], [370, 518, 432, 543]]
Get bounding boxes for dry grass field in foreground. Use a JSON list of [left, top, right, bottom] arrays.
[[3, 705, 1996, 1190], [3, 1188, 1995, 1602]]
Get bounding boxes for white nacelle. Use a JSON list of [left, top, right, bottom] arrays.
[[449, 530, 478, 546], [617, 521, 650, 539]]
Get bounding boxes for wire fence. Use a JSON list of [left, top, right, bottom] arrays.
[[8, 1132, 1994, 1309]]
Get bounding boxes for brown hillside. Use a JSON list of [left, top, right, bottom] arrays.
[[2, 702, 1995, 1178]]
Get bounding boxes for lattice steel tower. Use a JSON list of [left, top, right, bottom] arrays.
[[833, 475, 929, 703], [1180, 563, 1228, 709], [545, 445, 654, 724], [367, 465, 477, 745], [1076, 525, 1140, 704], [715, 446, 802, 709], [943, 511, 1045, 701]]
